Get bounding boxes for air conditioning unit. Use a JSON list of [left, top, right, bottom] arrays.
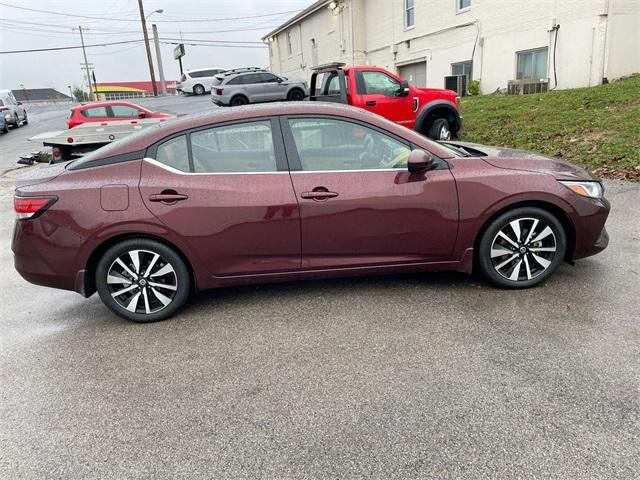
[[507, 79, 549, 95], [444, 75, 468, 96]]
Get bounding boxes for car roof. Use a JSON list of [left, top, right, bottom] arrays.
[[86, 102, 455, 161], [72, 101, 143, 111], [188, 67, 224, 73]]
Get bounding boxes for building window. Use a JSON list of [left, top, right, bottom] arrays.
[[458, 0, 471, 11], [405, 0, 415, 28], [516, 48, 549, 80], [452, 61, 473, 81], [286, 31, 293, 56]]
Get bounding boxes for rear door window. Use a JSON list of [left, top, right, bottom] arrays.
[[156, 135, 190, 172], [190, 121, 276, 173], [81, 107, 108, 118]]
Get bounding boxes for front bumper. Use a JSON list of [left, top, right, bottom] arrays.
[[571, 196, 611, 260]]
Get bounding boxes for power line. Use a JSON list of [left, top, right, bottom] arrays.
[[0, 3, 301, 23], [0, 39, 144, 55]]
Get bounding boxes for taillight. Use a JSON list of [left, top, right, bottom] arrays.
[[215, 89, 223, 95], [0, 107, 8, 112], [14, 196, 57, 220]]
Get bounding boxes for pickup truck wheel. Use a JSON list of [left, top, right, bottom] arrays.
[[429, 118, 451, 141], [193, 84, 205, 95], [287, 89, 305, 101]]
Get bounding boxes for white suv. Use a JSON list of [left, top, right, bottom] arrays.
[[177, 68, 225, 95]]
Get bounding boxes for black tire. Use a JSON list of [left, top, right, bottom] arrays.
[[478, 207, 567, 288], [95, 238, 191, 322], [230, 95, 249, 107], [428, 118, 451, 141], [1, 122, 8, 133], [287, 89, 305, 101], [22, 111, 28, 125], [193, 84, 205, 95], [13, 114, 20, 128]]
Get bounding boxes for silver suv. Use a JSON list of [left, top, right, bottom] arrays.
[[211, 68, 308, 107]]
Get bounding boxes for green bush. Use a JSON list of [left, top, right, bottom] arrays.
[[468, 80, 480, 96]]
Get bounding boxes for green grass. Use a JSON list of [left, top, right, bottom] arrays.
[[459, 75, 640, 180]]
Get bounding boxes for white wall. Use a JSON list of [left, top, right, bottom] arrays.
[[268, 0, 639, 93]]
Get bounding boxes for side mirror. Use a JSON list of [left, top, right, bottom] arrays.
[[138, 111, 147, 118], [408, 149, 435, 173], [398, 80, 410, 97], [276, 77, 284, 83]]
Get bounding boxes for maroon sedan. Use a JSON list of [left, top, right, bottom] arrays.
[[12, 103, 609, 322]]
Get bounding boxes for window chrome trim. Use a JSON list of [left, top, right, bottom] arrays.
[[290, 168, 406, 174], [143, 157, 287, 175]]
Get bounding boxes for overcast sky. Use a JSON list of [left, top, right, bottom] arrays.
[[0, 0, 311, 93]]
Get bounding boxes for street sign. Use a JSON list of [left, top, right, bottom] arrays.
[[173, 44, 185, 60]]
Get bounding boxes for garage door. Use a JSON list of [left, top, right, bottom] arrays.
[[398, 61, 427, 87]]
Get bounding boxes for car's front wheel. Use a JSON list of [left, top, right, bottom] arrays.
[[287, 89, 305, 101], [95, 239, 191, 322], [478, 207, 567, 288]]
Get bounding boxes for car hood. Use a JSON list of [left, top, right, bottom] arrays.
[[445, 140, 597, 181], [15, 162, 69, 189]]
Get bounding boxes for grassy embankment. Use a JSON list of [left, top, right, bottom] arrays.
[[459, 75, 640, 180]]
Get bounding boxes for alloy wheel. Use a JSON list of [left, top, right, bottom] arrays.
[[106, 249, 178, 315], [490, 217, 557, 282], [439, 125, 451, 141]]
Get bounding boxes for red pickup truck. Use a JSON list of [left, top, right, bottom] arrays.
[[310, 63, 461, 141]]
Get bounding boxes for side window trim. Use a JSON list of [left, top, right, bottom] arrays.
[[145, 116, 288, 174]]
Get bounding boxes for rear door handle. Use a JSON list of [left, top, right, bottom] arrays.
[[149, 192, 189, 203], [366, 100, 377, 107], [301, 191, 339, 200]]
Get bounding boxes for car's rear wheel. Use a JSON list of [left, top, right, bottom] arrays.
[[230, 95, 249, 107], [13, 114, 20, 128], [287, 89, 305, 101], [1, 122, 8, 133], [478, 207, 566, 288], [22, 111, 28, 125], [428, 118, 450, 140], [193, 84, 205, 95], [96, 239, 190, 322]]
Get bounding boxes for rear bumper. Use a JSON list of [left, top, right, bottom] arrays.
[[12, 219, 85, 295]]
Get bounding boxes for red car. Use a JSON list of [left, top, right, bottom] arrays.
[[13, 103, 609, 322], [67, 101, 174, 128], [310, 63, 461, 140]]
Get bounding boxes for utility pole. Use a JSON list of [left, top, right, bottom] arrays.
[[152, 24, 167, 95], [137, 0, 158, 96], [72, 25, 94, 101]]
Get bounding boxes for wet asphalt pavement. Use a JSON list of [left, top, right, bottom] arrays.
[[0, 99, 639, 479]]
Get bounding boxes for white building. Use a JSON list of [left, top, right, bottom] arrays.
[[263, 0, 640, 94]]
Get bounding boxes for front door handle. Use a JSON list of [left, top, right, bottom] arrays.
[[365, 100, 377, 107], [301, 191, 339, 200], [149, 191, 189, 203]]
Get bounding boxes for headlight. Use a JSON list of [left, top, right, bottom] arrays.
[[559, 180, 604, 199]]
